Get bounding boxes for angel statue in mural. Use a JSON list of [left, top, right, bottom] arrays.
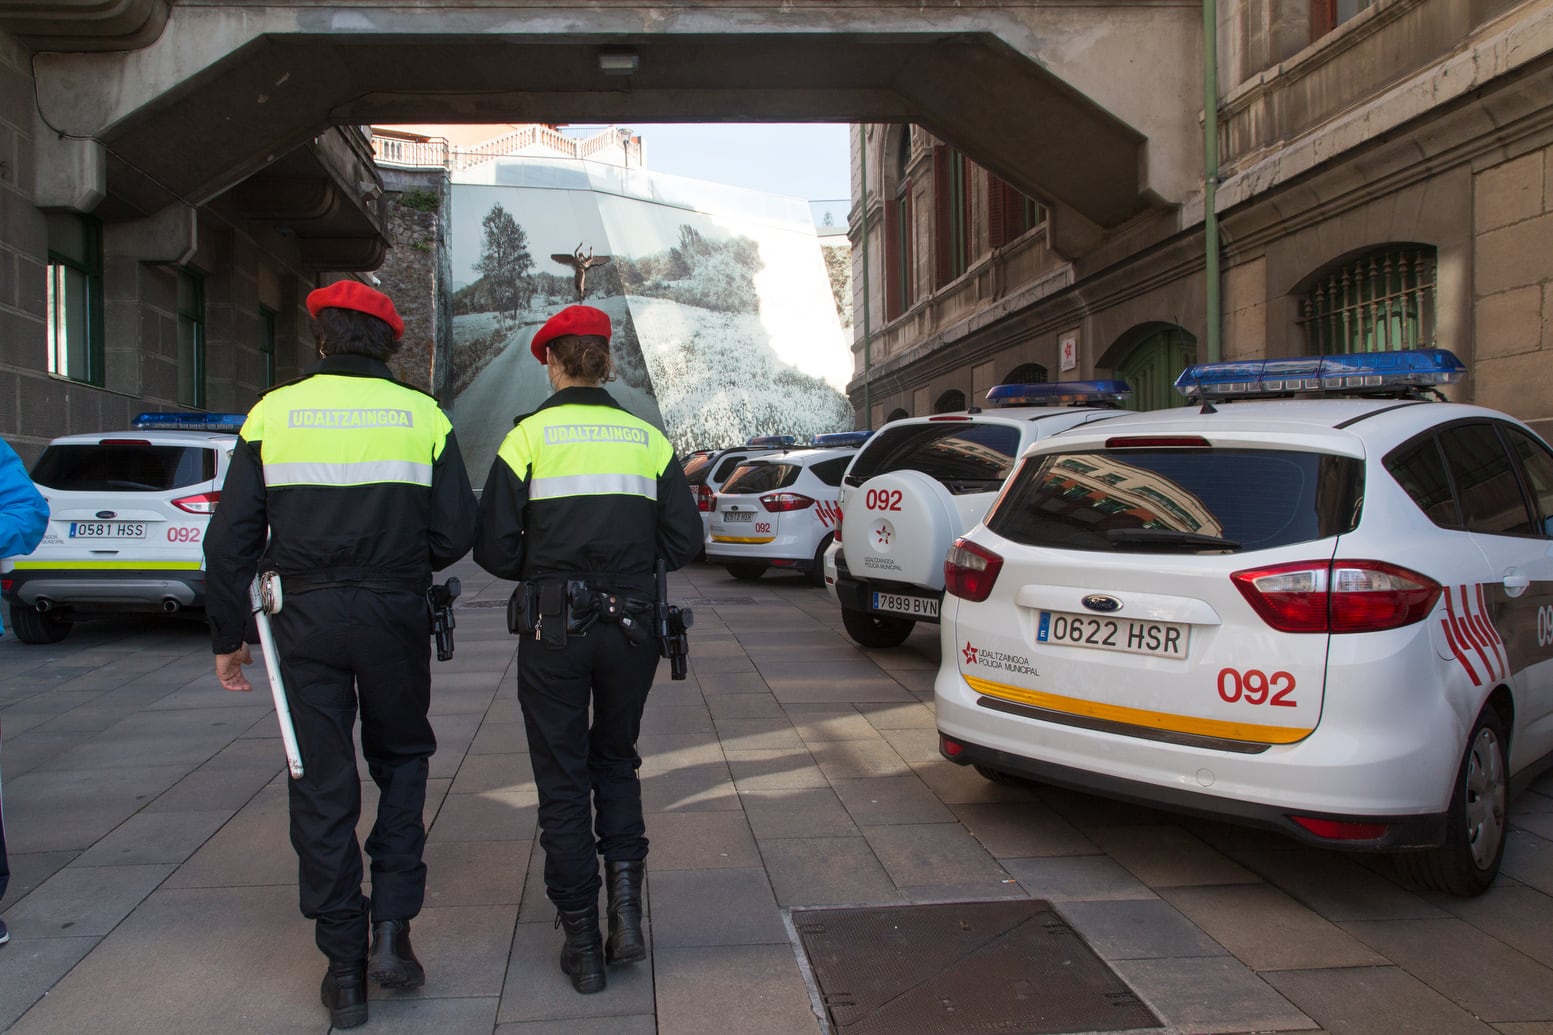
[[551, 243, 612, 302]]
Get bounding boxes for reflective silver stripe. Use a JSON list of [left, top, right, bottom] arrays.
[[263, 460, 432, 486], [529, 473, 657, 501]]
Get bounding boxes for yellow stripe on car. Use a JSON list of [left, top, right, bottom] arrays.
[[711, 535, 776, 544], [10, 560, 203, 570], [964, 674, 1312, 745]]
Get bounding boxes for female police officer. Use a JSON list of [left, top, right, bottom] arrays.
[[474, 305, 701, 994]]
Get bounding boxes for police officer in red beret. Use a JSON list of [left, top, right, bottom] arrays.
[[204, 280, 478, 1028], [474, 305, 701, 994]]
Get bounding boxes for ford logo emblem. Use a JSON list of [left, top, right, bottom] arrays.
[[96, 510, 117, 519], [1081, 594, 1122, 613]]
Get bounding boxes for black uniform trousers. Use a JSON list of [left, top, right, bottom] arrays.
[[518, 618, 658, 911], [272, 586, 436, 965]]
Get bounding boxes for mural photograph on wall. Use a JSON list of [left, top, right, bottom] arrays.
[[447, 161, 852, 485]]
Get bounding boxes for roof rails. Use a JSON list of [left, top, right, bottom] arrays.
[[810, 430, 873, 448], [1174, 349, 1466, 402], [131, 412, 247, 432], [985, 380, 1132, 408]]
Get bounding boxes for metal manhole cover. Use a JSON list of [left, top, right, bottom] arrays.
[[682, 596, 759, 606], [790, 900, 1161, 1035]]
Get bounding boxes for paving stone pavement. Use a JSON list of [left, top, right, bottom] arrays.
[[4, 556, 1553, 1034]]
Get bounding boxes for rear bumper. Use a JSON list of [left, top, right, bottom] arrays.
[[4, 568, 205, 611], [832, 555, 943, 624], [937, 732, 1448, 850]]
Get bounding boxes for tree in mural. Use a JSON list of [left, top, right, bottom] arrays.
[[473, 202, 534, 320]]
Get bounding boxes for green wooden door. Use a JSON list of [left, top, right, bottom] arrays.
[[1116, 329, 1198, 411]]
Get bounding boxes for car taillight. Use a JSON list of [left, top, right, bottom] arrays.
[[834, 507, 843, 543], [944, 537, 1004, 602], [695, 484, 714, 512], [172, 491, 220, 514], [1231, 560, 1440, 634], [760, 492, 815, 512], [1, 578, 12, 592]]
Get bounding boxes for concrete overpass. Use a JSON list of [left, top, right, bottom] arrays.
[[10, 1, 1203, 260]]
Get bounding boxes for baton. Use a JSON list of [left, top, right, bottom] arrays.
[[249, 572, 304, 779]]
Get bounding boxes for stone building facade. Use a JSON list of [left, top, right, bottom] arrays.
[[849, 0, 1553, 442]]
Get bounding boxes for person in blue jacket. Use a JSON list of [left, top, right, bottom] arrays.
[[0, 435, 49, 947]]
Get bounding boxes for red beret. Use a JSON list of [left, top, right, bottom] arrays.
[[531, 305, 611, 364], [306, 281, 405, 340]]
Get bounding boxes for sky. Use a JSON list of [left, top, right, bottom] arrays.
[[600, 123, 852, 204]]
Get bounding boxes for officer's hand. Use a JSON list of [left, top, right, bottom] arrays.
[[216, 644, 254, 692]]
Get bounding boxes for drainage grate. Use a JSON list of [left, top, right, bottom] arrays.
[[790, 900, 1161, 1035], [459, 599, 507, 609], [682, 596, 759, 606]]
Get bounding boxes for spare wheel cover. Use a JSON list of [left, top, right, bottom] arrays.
[[842, 469, 959, 590]]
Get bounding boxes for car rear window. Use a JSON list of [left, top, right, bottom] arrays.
[[682, 454, 714, 483], [31, 443, 216, 492], [986, 448, 1362, 552], [843, 422, 1021, 494], [721, 462, 798, 495]]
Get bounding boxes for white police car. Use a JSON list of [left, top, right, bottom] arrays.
[[1, 412, 244, 643], [687, 437, 795, 551], [935, 350, 1553, 895], [706, 432, 870, 583], [827, 382, 1132, 647]]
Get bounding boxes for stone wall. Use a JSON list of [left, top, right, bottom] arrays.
[[378, 167, 451, 400], [1473, 141, 1553, 439]]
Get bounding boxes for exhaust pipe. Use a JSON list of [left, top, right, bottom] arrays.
[[161, 598, 181, 614], [35, 598, 52, 613]]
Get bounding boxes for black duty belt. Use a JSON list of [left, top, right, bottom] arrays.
[[279, 569, 427, 595]]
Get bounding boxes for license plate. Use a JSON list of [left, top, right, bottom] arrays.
[[873, 591, 939, 618], [1036, 610, 1188, 659], [69, 522, 146, 539], [723, 511, 753, 523]]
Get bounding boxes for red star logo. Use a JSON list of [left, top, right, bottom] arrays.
[[874, 523, 892, 546], [962, 641, 978, 665]]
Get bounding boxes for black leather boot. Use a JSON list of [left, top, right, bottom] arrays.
[[367, 918, 425, 989], [320, 960, 368, 1029], [555, 906, 607, 994], [604, 861, 646, 964]]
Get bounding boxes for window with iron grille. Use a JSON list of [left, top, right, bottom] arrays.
[[1297, 246, 1436, 354]]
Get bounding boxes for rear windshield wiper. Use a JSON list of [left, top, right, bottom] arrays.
[[1106, 528, 1241, 551]]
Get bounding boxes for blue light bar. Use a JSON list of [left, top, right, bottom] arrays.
[[1174, 349, 1466, 400], [811, 430, 873, 447], [746, 435, 797, 447], [131, 412, 247, 432], [986, 380, 1132, 407]]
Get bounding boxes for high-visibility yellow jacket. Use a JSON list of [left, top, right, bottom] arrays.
[[474, 386, 701, 588], [203, 354, 478, 653]]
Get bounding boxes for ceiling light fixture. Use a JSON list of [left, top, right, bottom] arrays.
[[598, 49, 639, 76]]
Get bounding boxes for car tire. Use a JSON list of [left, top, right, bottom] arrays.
[[840, 605, 914, 648], [725, 564, 765, 581], [9, 603, 71, 645], [1395, 705, 1508, 897], [808, 534, 834, 587]]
